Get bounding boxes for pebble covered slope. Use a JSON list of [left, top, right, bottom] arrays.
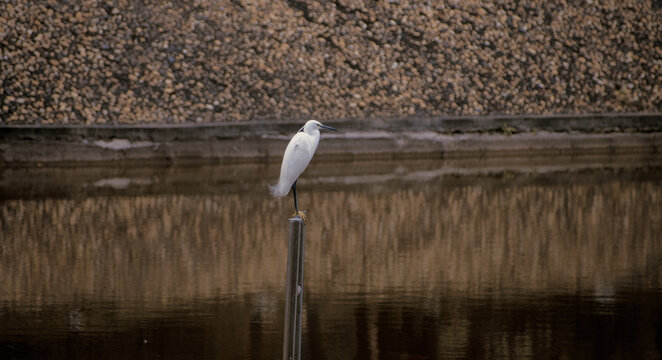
[[1, 0, 661, 124]]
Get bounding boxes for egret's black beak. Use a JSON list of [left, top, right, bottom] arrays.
[[319, 124, 338, 132]]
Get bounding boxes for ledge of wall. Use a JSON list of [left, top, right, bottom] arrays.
[[1, 114, 661, 165]]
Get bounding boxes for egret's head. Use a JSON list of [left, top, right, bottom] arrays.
[[301, 120, 338, 134]]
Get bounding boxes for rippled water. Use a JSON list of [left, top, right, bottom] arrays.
[[1, 156, 661, 359]]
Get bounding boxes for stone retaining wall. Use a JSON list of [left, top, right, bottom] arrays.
[[1, 1, 661, 124]]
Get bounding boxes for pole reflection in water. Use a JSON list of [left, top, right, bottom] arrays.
[[0, 158, 661, 359]]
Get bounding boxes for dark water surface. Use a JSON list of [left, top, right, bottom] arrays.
[[1, 156, 661, 359]]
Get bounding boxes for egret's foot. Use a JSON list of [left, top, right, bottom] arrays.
[[290, 210, 307, 224]]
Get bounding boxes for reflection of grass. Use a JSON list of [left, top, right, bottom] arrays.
[[0, 169, 660, 307]]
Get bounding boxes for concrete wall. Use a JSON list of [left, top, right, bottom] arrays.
[[1, 0, 661, 125], [1, 114, 660, 165]]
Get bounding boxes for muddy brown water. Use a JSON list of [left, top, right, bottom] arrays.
[[1, 156, 661, 359]]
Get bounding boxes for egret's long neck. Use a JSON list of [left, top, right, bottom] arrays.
[[310, 130, 320, 150]]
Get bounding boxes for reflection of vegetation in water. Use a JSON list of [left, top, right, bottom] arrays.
[[0, 168, 660, 306], [310, 176, 661, 296]]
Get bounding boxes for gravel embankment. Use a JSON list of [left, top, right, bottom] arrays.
[[1, 0, 661, 124]]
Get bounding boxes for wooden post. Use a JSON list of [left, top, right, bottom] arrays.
[[283, 215, 306, 360]]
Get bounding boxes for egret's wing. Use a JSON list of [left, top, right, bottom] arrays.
[[278, 133, 315, 191]]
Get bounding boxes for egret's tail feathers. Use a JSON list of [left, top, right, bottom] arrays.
[[268, 182, 289, 198]]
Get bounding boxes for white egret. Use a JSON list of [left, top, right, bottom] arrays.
[[269, 120, 338, 222]]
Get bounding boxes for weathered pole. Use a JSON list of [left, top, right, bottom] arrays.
[[282, 214, 306, 360]]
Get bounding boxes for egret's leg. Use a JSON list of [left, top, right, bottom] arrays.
[[292, 181, 299, 212], [290, 181, 307, 223]]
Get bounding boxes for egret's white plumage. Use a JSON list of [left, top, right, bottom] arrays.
[[269, 121, 319, 197], [269, 120, 337, 217]]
